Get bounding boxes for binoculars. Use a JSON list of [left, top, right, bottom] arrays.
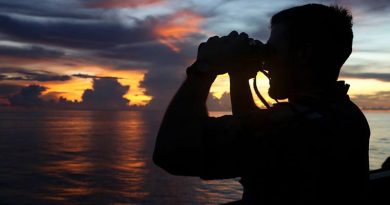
[[248, 39, 271, 72]]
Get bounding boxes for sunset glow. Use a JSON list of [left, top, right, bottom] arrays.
[[43, 70, 151, 106], [0, 0, 389, 110], [1, 2, 390, 205]]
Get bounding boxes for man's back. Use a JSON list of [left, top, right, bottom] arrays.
[[239, 83, 370, 204]]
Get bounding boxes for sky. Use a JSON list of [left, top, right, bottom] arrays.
[[0, 0, 389, 110]]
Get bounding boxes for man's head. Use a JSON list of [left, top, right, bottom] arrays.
[[266, 4, 353, 99]]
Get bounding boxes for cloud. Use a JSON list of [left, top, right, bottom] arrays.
[[8, 84, 47, 107], [0, 67, 71, 82], [71, 73, 99, 79], [340, 72, 390, 82], [0, 14, 155, 50], [0, 1, 92, 19], [81, 78, 130, 110], [153, 9, 204, 52], [0, 45, 64, 60], [87, 0, 164, 8], [95, 35, 200, 68], [5, 78, 134, 110], [0, 1, 208, 111], [351, 91, 390, 110], [289, 0, 390, 13], [0, 6, 206, 69], [91, 9, 206, 110], [41, 91, 67, 101], [0, 1, 207, 53], [139, 67, 186, 110], [0, 83, 23, 97], [345, 0, 390, 12], [72, 73, 121, 79], [0, 83, 23, 105], [207, 92, 231, 111]]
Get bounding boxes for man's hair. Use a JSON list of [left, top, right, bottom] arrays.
[[271, 4, 353, 81]]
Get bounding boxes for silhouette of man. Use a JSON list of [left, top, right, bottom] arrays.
[[153, 4, 370, 205]]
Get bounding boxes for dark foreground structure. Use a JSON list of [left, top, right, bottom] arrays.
[[220, 163, 390, 205], [369, 158, 390, 205]]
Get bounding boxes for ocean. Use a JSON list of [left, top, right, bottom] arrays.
[[0, 110, 388, 205]]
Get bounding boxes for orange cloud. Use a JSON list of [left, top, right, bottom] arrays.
[[154, 10, 204, 52], [89, 0, 163, 8], [41, 69, 151, 106], [114, 70, 152, 106], [0, 63, 152, 107]]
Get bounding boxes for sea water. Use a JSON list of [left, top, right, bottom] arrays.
[[0, 110, 388, 204]]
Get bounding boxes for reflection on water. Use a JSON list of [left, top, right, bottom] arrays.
[[37, 111, 151, 204], [365, 112, 390, 170], [0, 110, 242, 205]]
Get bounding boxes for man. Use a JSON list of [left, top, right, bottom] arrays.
[[153, 4, 370, 205]]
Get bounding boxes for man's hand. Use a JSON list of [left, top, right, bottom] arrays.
[[196, 31, 263, 78]]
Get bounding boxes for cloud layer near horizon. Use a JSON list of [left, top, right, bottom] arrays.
[[4, 78, 135, 110]]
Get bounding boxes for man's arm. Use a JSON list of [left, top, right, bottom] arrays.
[[153, 31, 264, 177], [153, 66, 216, 176]]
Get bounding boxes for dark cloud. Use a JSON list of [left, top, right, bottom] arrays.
[[81, 78, 130, 110], [0, 0, 97, 19], [0, 2, 206, 68], [0, 1, 207, 110], [251, 26, 271, 43], [135, 37, 203, 110], [8, 84, 46, 107], [72, 73, 122, 80], [340, 72, 390, 82], [0, 45, 64, 60], [0, 83, 23, 97], [0, 14, 155, 50], [95, 36, 200, 68], [6, 78, 133, 110], [71, 73, 98, 79], [140, 68, 184, 110], [85, 0, 163, 8], [128, 34, 203, 110], [41, 91, 67, 101], [341, 64, 370, 72], [0, 67, 71, 82]]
